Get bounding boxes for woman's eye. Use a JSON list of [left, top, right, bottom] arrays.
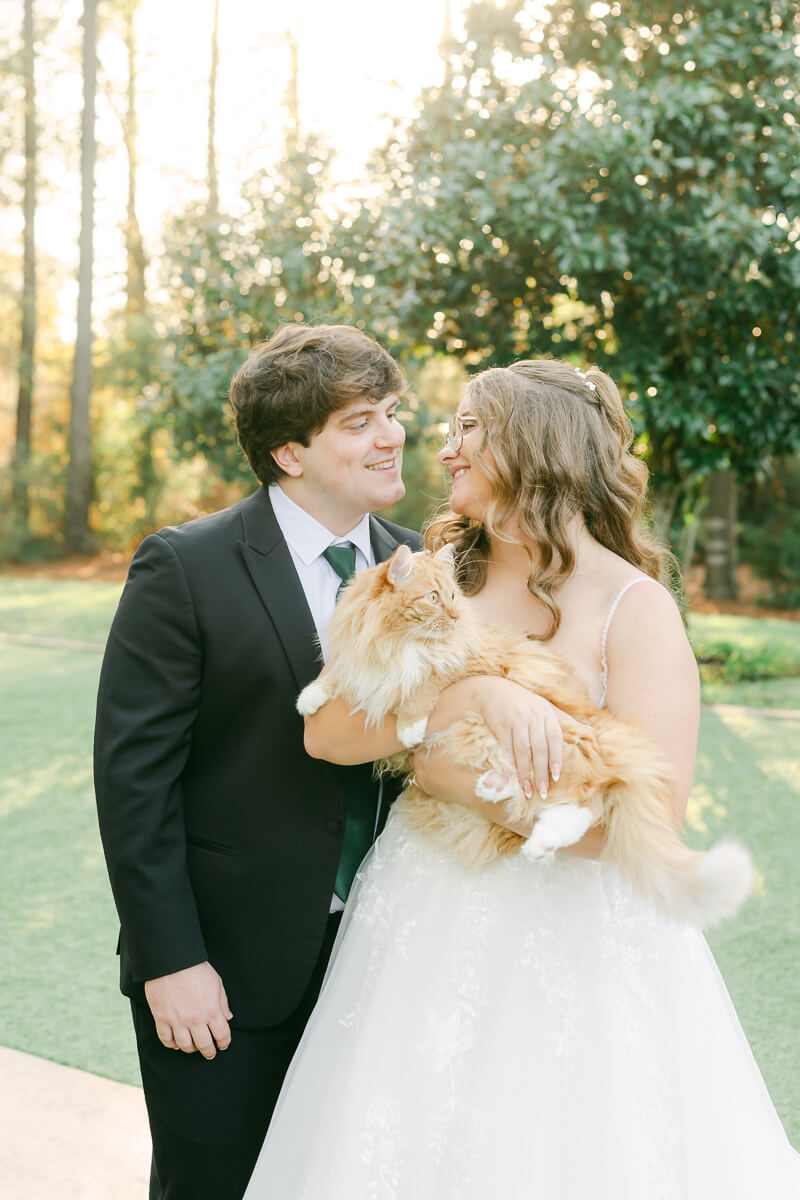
[[428, 591, 440, 604]]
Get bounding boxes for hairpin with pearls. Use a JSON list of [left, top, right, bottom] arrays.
[[574, 366, 597, 393]]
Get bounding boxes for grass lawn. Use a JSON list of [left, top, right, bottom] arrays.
[[1, 577, 798, 1143]]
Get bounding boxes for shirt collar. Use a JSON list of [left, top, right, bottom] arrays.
[[269, 484, 374, 567]]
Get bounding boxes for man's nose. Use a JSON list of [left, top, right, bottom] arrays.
[[376, 415, 405, 446]]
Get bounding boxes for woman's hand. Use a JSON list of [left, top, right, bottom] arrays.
[[426, 676, 574, 801]]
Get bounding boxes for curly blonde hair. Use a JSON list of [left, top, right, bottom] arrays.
[[425, 359, 668, 639]]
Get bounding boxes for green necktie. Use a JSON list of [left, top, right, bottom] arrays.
[[322, 543, 357, 600], [322, 543, 377, 901]]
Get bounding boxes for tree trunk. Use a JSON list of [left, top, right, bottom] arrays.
[[207, 0, 219, 217], [285, 32, 299, 153], [64, 0, 96, 553], [12, 0, 37, 536], [123, 0, 146, 317], [704, 467, 739, 600]]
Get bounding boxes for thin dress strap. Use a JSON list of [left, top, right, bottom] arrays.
[[598, 577, 659, 708]]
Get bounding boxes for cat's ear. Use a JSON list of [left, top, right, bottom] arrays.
[[434, 544, 457, 573], [387, 544, 414, 587]]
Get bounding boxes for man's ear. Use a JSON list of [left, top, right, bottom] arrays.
[[270, 443, 304, 478]]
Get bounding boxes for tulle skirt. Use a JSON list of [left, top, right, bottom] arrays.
[[245, 810, 800, 1199]]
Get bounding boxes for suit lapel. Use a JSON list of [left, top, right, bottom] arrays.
[[369, 515, 404, 564], [238, 493, 410, 690], [237, 488, 322, 692]]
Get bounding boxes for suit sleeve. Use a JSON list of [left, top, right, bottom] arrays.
[[94, 532, 207, 983]]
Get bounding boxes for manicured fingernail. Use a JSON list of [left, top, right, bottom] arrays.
[[539, 783, 548, 800], [523, 781, 532, 798], [552, 765, 561, 781]]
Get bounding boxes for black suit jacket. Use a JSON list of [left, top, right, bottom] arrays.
[[94, 486, 421, 1028]]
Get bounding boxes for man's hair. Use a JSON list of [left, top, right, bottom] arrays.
[[230, 324, 405, 485]]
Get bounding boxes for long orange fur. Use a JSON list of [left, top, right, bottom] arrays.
[[297, 546, 752, 926]]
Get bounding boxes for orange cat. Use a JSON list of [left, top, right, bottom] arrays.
[[298, 545, 752, 926]]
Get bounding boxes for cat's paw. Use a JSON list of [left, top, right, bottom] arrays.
[[397, 717, 429, 748], [520, 804, 595, 860], [296, 680, 329, 717], [475, 770, 516, 804]]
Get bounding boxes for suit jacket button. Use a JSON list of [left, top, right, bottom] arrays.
[[325, 817, 343, 835]]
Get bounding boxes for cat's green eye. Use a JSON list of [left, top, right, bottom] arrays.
[[428, 591, 440, 604]]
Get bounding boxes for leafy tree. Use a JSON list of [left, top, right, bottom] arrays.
[[152, 131, 344, 484], [347, 0, 800, 558], [342, 1, 566, 367], [537, 0, 800, 534]]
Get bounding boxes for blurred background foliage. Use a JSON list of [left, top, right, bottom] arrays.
[[1, 0, 799, 603]]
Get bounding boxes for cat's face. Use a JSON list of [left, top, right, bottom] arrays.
[[383, 546, 463, 640]]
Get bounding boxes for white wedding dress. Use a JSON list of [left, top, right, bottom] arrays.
[[245, 588, 800, 1199]]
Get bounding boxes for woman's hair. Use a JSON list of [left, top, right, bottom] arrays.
[[425, 359, 671, 639]]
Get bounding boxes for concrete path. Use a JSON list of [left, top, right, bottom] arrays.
[[0, 1046, 150, 1199]]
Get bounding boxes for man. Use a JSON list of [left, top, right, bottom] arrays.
[[94, 323, 421, 1199]]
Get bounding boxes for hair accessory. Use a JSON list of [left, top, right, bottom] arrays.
[[574, 366, 597, 393]]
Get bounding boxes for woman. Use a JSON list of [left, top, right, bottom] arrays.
[[244, 360, 800, 1198]]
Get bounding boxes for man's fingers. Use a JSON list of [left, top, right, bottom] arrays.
[[173, 1025, 198, 1054], [218, 983, 233, 1024], [209, 1014, 232, 1051], [155, 1020, 178, 1049], [189, 1024, 218, 1060]]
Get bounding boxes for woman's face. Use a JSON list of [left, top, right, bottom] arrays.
[[437, 401, 494, 520]]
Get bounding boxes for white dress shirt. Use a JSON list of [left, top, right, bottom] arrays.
[[268, 484, 379, 913], [268, 483, 375, 662]]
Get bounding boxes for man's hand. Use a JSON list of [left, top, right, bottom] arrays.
[[144, 962, 232, 1059]]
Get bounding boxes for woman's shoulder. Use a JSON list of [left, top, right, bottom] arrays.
[[589, 546, 676, 615], [602, 567, 690, 669]]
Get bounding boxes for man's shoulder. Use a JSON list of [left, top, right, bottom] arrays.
[[150, 489, 261, 550], [371, 514, 422, 549]]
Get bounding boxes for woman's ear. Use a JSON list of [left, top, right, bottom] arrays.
[[270, 443, 304, 478], [387, 544, 414, 586]]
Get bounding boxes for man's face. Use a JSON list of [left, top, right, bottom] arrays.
[[282, 393, 406, 533]]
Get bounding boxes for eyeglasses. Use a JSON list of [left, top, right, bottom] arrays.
[[442, 415, 478, 454]]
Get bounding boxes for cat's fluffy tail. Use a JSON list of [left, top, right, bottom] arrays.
[[597, 724, 753, 927]]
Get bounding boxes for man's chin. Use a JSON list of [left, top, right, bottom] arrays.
[[373, 479, 405, 507]]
